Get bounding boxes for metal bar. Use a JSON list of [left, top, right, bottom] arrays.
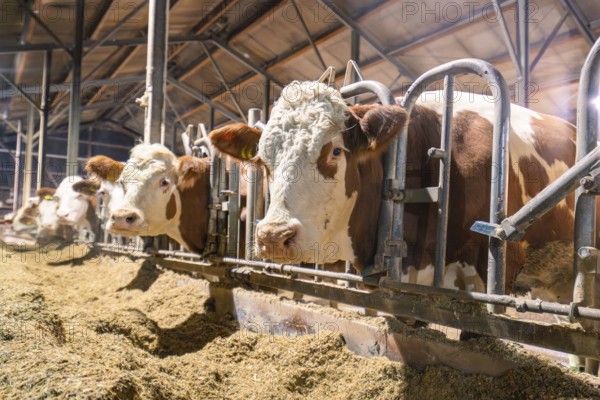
[[262, 79, 270, 121], [165, 93, 187, 131], [227, 153, 241, 258], [12, 121, 22, 213], [0, 72, 42, 112], [200, 41, 247, 123], [209, 39, 285, 88], [84, 0, 149, 56], [167, 76, 243, 122], [18, 0, 73, 57], [218, 257, 376, 285], [560, 0, 595, 46], [144, 0, 169, 145], [66, 0, 84, 175], [517, 0, 529, 107], [378, 278, 600, 321], [245, 108, 264, 260], [317, 0, 415, 80], [433, 75, 454, 288], [475, 147, 600, 241], [0, 35, 206, 54], [22, 105, 34, 204], [531, 11, 568, 72], [573, 37, 600, 375], [401, 59, 511, 313], [37, 50, 51, 191], [289, 0, 326, 70], [491, 0, 522, 78]]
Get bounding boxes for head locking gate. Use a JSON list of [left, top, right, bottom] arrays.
[[98, 44, 600, 361]]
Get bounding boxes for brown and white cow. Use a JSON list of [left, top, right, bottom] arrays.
[[89, 144, 212, 253], [208, 81, 586, 297]]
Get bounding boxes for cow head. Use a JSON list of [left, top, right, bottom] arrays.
[[52, 176, 92, 227], [36, 188, 59, 232], [209, 81, 408, 265], [105, 144, 211, 251], [80, 155, 126, 216], [11, 196, 40, 234]]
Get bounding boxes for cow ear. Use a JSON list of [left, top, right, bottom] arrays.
[[72, 180, 101, 196], [36, 187, 56, 200], [176, 155, 211, 179], [85, 155, 125, 182], [208, 123, 262, 161], [345, 104, 409, 158]]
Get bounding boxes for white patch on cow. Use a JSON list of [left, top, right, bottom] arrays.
[[402, 262, 484, 292], [108, 144, 182, 238], [11, 197, 40, 234], [255, 82, 357, 263]]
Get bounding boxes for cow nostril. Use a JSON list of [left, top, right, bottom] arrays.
[[125, 215, 136, 224]]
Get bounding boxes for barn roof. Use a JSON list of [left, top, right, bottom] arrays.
[[0, 0, 599, 149]]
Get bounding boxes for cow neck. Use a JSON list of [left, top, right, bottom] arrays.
[[173, 161, 211, 254]]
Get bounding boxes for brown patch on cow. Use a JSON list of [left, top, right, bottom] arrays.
[[166, 193, 177, 220], [529, 114, 576, 167], [209, 123, 262, 161], [72, 180, 101, 196], [175, 156, 212, 253], [37, 187, 56, 198], [85, 155, 125, 182], [316, 142, 337, 179], [347, 157, 383, 270]]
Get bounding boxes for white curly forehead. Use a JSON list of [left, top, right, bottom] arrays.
[[123, 143, 176, 181], [257, 81, 349, 164]]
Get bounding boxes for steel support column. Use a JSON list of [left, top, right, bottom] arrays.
[[516, 0, 530, 107], [66, 0, 84, 175], [12, 122, 22, 213], [37, 50, 51, 190], [22, 105, 34, 204], [144, 0, 170, 145]]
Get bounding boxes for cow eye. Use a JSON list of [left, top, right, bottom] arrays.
[[332, 147, 342, 157], [160, 178, 170, 187]]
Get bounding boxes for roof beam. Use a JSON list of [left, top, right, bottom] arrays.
[[0, 72, 42, 111], [316, 0, 415, 80], [18, 0, 73, 57], [166, 76, 243, 122], [559, 0, 596, 45]]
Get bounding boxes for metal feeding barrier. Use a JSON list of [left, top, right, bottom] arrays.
[[97, 47, 600, 361]]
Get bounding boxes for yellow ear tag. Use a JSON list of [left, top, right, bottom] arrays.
[[90, 187, 97, 192], [241, 146, 254, 159], [44, 195, 53, 201]]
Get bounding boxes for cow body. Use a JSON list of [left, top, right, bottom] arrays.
[[208, 82, 584, 298]]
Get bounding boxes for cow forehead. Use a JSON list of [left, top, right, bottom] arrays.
[[257, 81, 349, 166], [120, 143, 176, 185], [55, 176, 83, 198]]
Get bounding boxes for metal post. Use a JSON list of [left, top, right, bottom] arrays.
[[516, 0, 529, 107], [262, 80, 270, 121], [144, 0, 169, 145], [351, 30, 360, 104], [574, 37, 600, 375], [66, 0, 84, 176], [12, 121, 22, 213], [433, 75, 454, 288], [245, 108, 264, 260], [37, 50, 51, 190], [22, 104, 34, 204], [399, 60, 510, 313], [209, 106, 215, 131]]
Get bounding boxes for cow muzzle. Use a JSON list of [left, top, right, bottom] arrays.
[[255, 221, 300, 260], [109, 208, 144, 234]]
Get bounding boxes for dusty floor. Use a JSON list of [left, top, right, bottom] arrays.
[[1, 243, 600, 399]]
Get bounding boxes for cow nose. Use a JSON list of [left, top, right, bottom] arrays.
[[256, 223, 298, 251], [111, 209, 141, 225]]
